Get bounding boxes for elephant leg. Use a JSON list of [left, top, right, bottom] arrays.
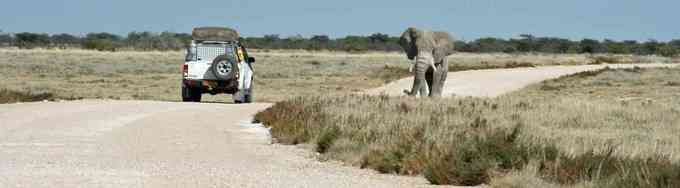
[[430, 58, 449, 97], [425, 66, 434, 95], [430, 66, 443, 97]]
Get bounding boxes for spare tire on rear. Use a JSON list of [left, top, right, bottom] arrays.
[[211, 54, 239, 80]]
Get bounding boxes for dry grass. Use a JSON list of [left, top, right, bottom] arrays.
[[0, 49, 408, 102], [0, 49, 183, 102], [255, 67, 680, 186], [508, 67, 680, 158], [0, 89, 71, 104], [0, 49, 673, 103]]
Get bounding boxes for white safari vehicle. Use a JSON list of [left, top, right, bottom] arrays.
[[182, 27, 255, 103]]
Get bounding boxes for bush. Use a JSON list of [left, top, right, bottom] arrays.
[[0, 89, 55, 103], [315, 127, 340, 153]]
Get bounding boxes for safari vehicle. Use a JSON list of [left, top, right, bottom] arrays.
[[182, 27, 255, 103]]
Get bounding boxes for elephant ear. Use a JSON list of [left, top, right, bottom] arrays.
[[433, 32, 455, 64], [399, 27, 418, 60]]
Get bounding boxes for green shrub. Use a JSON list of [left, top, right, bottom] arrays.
[[316, 127, 340, 153]]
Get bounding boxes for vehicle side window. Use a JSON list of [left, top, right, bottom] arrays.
[[225, 45, 237, 60]]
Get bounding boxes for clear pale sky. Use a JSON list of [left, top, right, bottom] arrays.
[[1, 0, 678, 41]]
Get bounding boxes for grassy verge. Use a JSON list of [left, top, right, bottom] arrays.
[[255, 67, 680, 186], [0, 88, 82, 104], [0, 89, 55, 104]]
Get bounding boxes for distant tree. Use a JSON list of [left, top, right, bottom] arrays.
[[310, 35, 329, 43], [308, 35, 330, 50], [668, 39, 680, 49], [51, 33, 81, 49], [367, 33, 390, 51], [83, 32, 122, 51], [603, 39, 627, 54], [619, 40, 637, 54], [639, 40, 661, 55], [368, 33, 389, 43], [535, 37, 572, 53], [510, 34, 536, 52], [658, 44, 678, 57], [15, 32, 50, 49], [579, 39, 603, 53], [263, 34, 280, 42], [174, 33, 192, 47], [453, 40, 469, 52], [383, 36, 403, 51], [126, 31, 154, 50], [0, 31, 12, 47], [339, 36, 370, 52]]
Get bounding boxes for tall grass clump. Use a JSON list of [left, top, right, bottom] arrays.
[[256, 94, 680, 186], [256, 67, 680, 186]]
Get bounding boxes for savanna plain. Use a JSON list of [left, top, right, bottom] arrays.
[[1, 48, 679, 187]]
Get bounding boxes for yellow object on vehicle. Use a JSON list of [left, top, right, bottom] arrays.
[[236, 47, 245, 62]]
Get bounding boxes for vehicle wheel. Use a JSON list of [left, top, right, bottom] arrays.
[[211, 55, 239, 80], [191, 87, 202, 102], [182, 85, 192, 102], [182, 86, 202, 102]]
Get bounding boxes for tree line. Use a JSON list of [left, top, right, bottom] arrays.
[[0, 31, 191, 51], [0, 30, 679, 56]]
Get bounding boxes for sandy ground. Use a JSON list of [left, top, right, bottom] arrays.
[[0, 100, 449, 188], [1, 63, 676, 187], [367, 63, 678, 97]]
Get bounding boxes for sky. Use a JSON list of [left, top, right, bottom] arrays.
[[1, 0, 678, 41]]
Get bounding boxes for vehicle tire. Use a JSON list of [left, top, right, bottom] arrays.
[[182, 85, 202, 102], [191, 87, 202, 102], [182, 85, 193, 102], [211, 55, 239, 80]]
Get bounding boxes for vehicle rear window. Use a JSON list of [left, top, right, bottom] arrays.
[[196, 43, 236, 61]]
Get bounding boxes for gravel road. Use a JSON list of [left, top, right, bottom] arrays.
[[1, 63, 675, 187], [367, 63, 677, 97], [0, 100, 443, 188]]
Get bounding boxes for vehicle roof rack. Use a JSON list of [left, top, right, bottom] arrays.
[[192, 27, 239, 42]]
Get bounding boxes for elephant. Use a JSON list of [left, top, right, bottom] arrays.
[[399, 27, 455, 97]]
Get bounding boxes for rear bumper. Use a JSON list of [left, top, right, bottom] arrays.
[[183, 79, 238, 94]]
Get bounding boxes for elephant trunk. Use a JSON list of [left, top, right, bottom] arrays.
[[405, 53, 434, 97]]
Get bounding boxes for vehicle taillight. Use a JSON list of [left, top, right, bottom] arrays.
[[182, 64, 188, 77]]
